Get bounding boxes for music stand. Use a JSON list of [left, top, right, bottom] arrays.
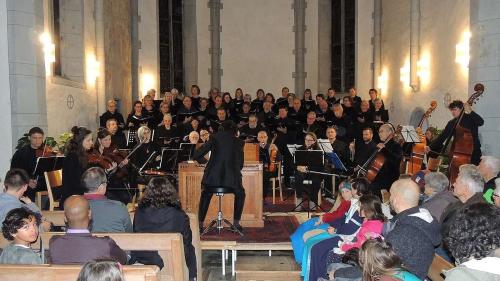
[[126, 130, 137, 148], [292, 150, 326, 213], [159, 148, 182, 172], [179, 143, 196, 161], [33, 156, 65, 178], [400, 125, 422, 174]]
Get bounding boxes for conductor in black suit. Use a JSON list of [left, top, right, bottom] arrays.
[[194, 121, 246, 232]]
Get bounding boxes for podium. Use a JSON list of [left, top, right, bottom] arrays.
[[243, 143, 259, 162], [178, 162, 264, 227]]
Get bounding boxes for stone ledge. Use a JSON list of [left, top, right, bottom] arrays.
[[50, 76, 86, 89]]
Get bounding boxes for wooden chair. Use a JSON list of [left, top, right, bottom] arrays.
[[35, 170, 63, 211], [427, 254, 454, 281], [270, 162, 283, 204], [0, 264, 159, 281], [40, 232, 188, 281]]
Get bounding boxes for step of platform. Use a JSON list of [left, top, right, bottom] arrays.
[[235, 255, 301, 281]]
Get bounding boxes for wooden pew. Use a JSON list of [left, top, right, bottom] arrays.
[[0, 264, 159, 281], [40, 232, 188, 281], [427, 254, 454, 281]]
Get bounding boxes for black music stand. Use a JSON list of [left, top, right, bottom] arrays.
[[159, 148, 182, 172], [400, 125, 421, 174], [292, 150, 326, 213], [33, 156, 65, 177], [179, 143, 196, 161], [126, 130, 137, 148]]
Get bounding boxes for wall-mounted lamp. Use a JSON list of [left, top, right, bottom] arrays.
[[400, 59, 410, 86], [456, 31, 470, 69], [377, 68, 388, 96], [417, 52, 430, 84], [140, 73, 155, 97], [86, 53, 100, 86], [39, 32, 55, 75]]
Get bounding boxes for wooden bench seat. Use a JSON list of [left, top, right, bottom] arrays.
[[427, 254, 455, 281], [0, 264, 159, 281], [41, 232, 188, 281]]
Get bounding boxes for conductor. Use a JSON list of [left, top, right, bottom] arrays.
[[194, 121, 246, 233]]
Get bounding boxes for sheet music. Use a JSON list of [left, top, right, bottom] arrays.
[[401, 125, 421, 143], [287, 144, 302, 156], [317, 139, 334, 153]]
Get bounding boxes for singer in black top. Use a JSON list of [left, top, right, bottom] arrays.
[[99, 100, 125, 129], [194, 121, 246, 232], [426, 100, 484, 165], [294, 132, 323, 210], [239, 115, 265, 143], [177, 96, 199, 125], [126, 101, 151, 130], [352, 127, 378, 167], [257, 131, 280, 199], [275, 107, 297, 187], [155, 114, 179, 148], [368, 124, 403, 198]]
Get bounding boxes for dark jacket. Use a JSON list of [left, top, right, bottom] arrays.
[[99, 111, 125, 129], [131, 206, 197, 279], [440, 192, 486, 239], [421, 190, 459, 222], [193, 131, 244, 188], [61, 152, 86, 205], [49, 232, 127, 264], [384, 206, 442, 280]]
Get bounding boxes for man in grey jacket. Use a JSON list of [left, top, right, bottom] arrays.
[[421, 172, 458, 222]]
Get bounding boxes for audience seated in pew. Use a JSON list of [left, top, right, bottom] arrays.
[[130, 177, 197, 280], [443, 202, 500, 280], [492, 179, 500, 207], [81, 167, 132, 233], [0, 169, 51, 231], [420, 172, 458, 222], [0, 208, 42, 264], [478, 156, 500, 204], [49, 195, 127, 264], [77, 259, 125, 281], [383, 179, 441, 280]]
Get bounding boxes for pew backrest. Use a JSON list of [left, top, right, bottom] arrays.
[[0, 264, 159, 281], [40, 232, 188, 281], [427, 254, 455, 281]]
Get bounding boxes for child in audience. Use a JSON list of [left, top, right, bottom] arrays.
[[325, 194, 386, 266], [291, 180, 353, 262], [359, 239, 420, 281], [77, 260, 124, 281], [0, 207, 42, 264]]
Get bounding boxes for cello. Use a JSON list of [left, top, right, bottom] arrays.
[[407, 101, 438, 174], [357, 125, 402, 183], [446, 84, 485, 184]]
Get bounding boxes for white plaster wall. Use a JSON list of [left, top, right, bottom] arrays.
[[138, 0, 159, 96], [305, 0, 319, 94], [220, 0, 294, 97], [356, 0, 374, 98], [196, 0, 211, 96], [0, 0, 13, 178], [380, 0, 469, 131], [59, 0, 85, 83]]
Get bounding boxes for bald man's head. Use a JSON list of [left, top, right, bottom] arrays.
[[64, 195, 91, 229], [389, 179, 420, 213]]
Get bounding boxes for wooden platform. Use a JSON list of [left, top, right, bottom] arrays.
[[235, 256, 301, 281]]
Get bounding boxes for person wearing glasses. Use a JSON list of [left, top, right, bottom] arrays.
[[294, 132, 323, 211]]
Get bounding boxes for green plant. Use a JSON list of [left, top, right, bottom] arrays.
[[16, 134, 30, 150], [57, 132, 72, 153]]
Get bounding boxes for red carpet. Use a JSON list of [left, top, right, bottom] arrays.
[[200, 215, 299, 243]]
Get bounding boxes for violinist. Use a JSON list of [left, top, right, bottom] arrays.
[[155, 114, 179, 148], [60, 126, 94, 205], [99, 100, 125, 130], [129, 126, 160, 171], [294, 132, 323, 211], [11, 127, 50, 200], [106, 119, 126, 149], [425, 100, 484, 165], [368, 124, 403, 198], [258, 131, 279, 200]]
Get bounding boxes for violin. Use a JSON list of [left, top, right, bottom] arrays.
[[35, 144, 56, 158], [268, 134, 278, 172], [88, 150, 116, 170]]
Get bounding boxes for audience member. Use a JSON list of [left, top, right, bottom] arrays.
[[81, 167, 132, 233], [492, 178, 500, 207], [444, 203, 500, 280], [131, 177, 197, 280], [0, 169, 51, 231], [359, 239, 420, 281], [477, 155, 500, 193], [421, 172, 458, 221], [0, 207, 42, 264], [49, 195, 127, 264], [384, 179, 441, 279], [77, 260, 124, 281], [441, 164, 486, 238]]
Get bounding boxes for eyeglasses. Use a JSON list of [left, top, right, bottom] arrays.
[[493, 193, 500, 199]]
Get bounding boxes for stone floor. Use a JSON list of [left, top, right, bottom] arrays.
[[201, 250, 298, 281]]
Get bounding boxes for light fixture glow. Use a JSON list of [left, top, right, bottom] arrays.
[[39, 32, 55, 75], [86, 53, 100, 86], [456, 31, 470, 68], [377, 68, 388, 97], [140, 73, 155, 97], [400, 58, 410, 86], [417, 52, 430, 84]]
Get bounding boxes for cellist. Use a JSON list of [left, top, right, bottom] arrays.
[[369, 123, 403, 198], [424, 100, 484, 165], [257, 130, 279, 202]]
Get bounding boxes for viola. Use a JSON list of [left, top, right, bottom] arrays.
[[407, 101, 437, 174], [88, 150, 116, 170], [268, 134, 279, 172], [35, 144, 57, 158]]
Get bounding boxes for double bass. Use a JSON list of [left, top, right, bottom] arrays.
[[407, 101, 438, 174], [446, 84, 485, 184]]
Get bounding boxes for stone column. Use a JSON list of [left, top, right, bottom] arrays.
[[469, 0, 500, 156], [183, 0, 198, 92], [373, 0, 382, 87], [318, 0, 331, 93], [0, 0, 13, 177], [293, 0, 307, 96], [208, 0, 222, 89], [6, 0, 47, 148]]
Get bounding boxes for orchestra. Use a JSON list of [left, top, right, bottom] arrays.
[[10, 86, 487, 212]]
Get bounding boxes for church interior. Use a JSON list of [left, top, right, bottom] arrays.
[[0, 0, 499, 281]]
